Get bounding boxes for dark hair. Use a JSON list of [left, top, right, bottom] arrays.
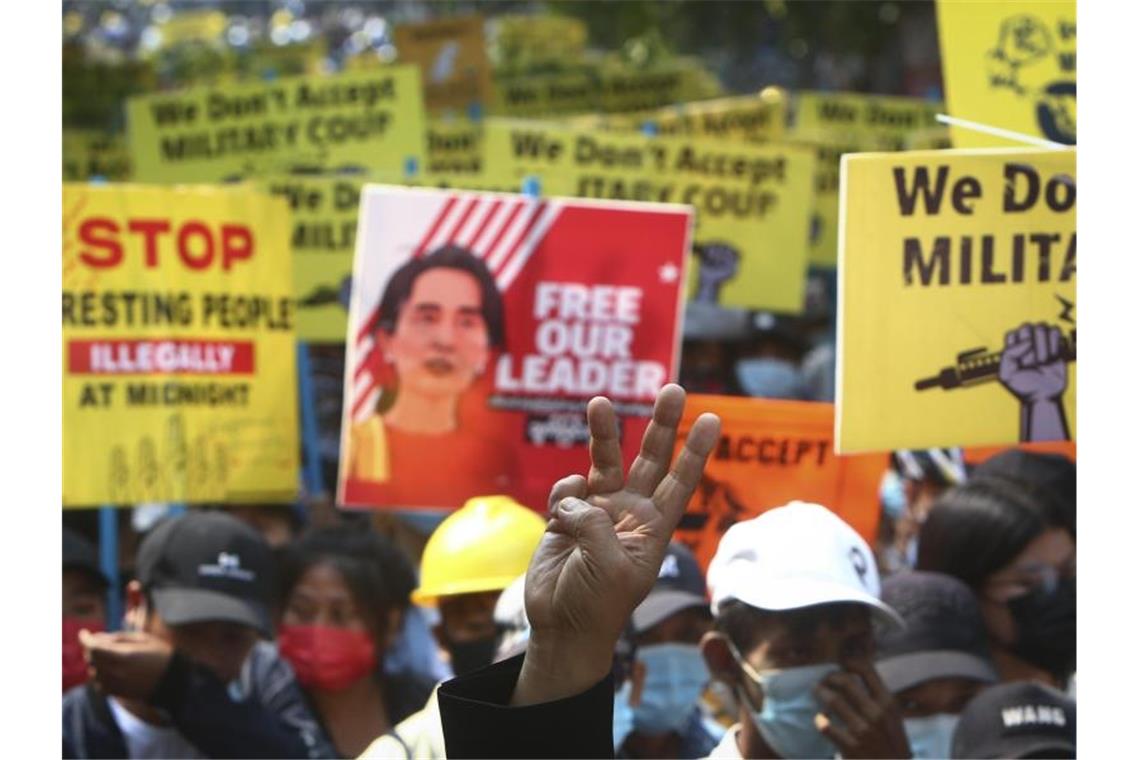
[[374, 244, 506, 348], [714, 599, 867, 654], [278, 525, 417, 642], [916, 477, 1069, 590], [972, 450, 1076, 537]]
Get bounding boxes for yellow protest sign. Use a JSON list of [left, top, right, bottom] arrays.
[[937, 0, 1076, 147], [792, 92, 947, 149], [259, 175, 366, 342], [489, 60, 722, 118], [488, 14, 588, 70], [426, 119, 483, 175], [63, 184, 299, 506], [837, 148, 1076, 453], [568, 90, 788, 144], [482, 120, 816, 312], [395, 15, 493, 115], [63, 130, 132, 182], [788, 93, 950, 268], [127, 68, 427, 182]]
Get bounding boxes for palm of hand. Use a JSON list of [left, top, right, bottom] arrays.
[[523, 385, 720, 645], [526, 495, 664, 640]]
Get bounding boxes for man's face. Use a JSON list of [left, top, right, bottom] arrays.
[[63, 569, 106, 622], [437, 591, 500, 645], [739, 604, 875, 673], [896, 677, 989, 718], [384, 268, 490, 400], [635, 606, 713, 647], [147, 615, 259, 684]]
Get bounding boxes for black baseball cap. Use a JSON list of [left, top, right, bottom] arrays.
[[875, 571, 997, 693], [136, 511, 274, 636], [631, 543, 709, 634], [952, 682, 1076, 759], [63, 527, 109, 588]]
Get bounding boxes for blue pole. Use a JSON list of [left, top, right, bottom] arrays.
[[296, 342, 326, 498], [99, 507, 121, 630]]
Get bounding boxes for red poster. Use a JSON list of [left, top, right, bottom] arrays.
[[338, 186, 692, 511]]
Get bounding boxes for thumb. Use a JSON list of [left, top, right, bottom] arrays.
[[551, 497, 621, 555]]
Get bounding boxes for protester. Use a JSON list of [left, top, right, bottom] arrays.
[[277, 524, 434, 757], [617, 542, 721, 759], [361, 495, 546, 760], [875, 571, 999, 758], [917, 476, 1076, 690], [63, 527, 109, 693], [63, 511, 334, 759], [876, 449, 966, 575], [698, 502, 910, 759], [733, 312, 808, 400], [950, 681, 1076, 759], [435, 384, 720, 758], [972, 450, 1076, 534], [413, 495, 546, 678]]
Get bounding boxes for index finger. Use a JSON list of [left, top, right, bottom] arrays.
[[586, 397, 625, 494], [843, 657, 896, 707], [651, 412, 721, 530], [625, 384, 686, 497]]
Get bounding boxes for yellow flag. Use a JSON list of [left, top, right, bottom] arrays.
[[937, 0, 1076, 147], [62, 184, 299, 506], [837, 148, 1075, 452]]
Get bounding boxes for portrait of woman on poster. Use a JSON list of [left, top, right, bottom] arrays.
[[346, 245, 516, 506]]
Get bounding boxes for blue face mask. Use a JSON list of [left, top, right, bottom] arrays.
[[879, 470, 907, 521], [613, 680, 636, 751], [631, 643, 710, 735], [733, 652, 839, 760], [904, 713, 958, 759], [735, 358, 806, 400]]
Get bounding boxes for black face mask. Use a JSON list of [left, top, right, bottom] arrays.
[[447, 636, 499, 677], [1008, 575, 1076, 681]]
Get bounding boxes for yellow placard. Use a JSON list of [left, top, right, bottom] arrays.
[[489, 60, 722, 118], [937, 0, 1076, 148], [62, 184, 299, 506], [837, 148, 1076, 453], [127, 68, 427, 182], [789, 94, 950, 268], [488, 14, 588, 70], [63, 130, 133, 182], [395, 15, 493, 115], [568, 91, 788, 144], [426, 119, 483, 175], [259, 175, 366, 343], [482, 120, 816, 312], [792, 92, 947, 149]]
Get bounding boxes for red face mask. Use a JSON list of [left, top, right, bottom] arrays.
[[63, 617, 104, 692], [278, 625, 378, 693]]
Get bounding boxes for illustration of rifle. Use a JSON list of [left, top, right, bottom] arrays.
[[914, 329, 1076, 391]]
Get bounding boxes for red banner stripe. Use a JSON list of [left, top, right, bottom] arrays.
[[465, 199, 503, 251], [68, 340, 255, 375], [493, 202, 547, 277], [481, 202, 525, 266], [444, 197, 481, 244]]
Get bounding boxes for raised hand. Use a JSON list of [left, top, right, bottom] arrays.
[[512, 384, 720, 706], [999, 322, 1071, 442]]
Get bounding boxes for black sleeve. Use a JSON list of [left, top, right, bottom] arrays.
[[438, 654, 614, 760], [149, 651, 334, 759]]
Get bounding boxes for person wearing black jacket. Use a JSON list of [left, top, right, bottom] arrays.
[[437, 384, 722, 759], [63, 511, 336, 759]]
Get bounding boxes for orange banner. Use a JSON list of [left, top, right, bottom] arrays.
[[964, 440, 1076, 467], [673, 396, 887, 571]]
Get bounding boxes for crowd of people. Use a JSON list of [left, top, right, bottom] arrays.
[[62, 384, 1076, 759]]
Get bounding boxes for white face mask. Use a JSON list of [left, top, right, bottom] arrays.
[[904, 713, 958, 759], [731, 646, 840, 759]]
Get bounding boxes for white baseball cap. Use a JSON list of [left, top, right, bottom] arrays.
[[707, 502, 904, 630]]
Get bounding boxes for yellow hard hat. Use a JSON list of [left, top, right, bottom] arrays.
[[411, 495, 547, 606]]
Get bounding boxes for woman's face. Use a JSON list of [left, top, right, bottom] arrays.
[[383, 267, 490, 400], [284, 561, 371, 636], [977, 527, 1076, 646]]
